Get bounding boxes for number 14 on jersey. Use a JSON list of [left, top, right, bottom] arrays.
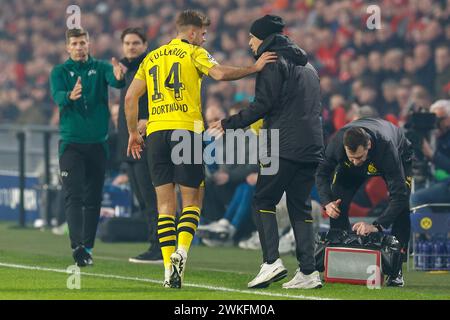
[[148, 62, 185, 102]]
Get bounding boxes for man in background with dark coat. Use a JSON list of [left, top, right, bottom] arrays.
[[116, 28, 162, 263]]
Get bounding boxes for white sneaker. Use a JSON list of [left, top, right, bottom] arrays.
[[198, 218, 229, 231], [248, 258, 288, 289], [207, 222, 236, 240], [215, 218, 231, 228], [279, 228, 295, 255], [197, 219, 233, 240], [51, 223, 68, 236], [238, 231, 261, 250], [169, 249, 187, 289], [33, 219, 45, 228], [282, 269, 322, 289]]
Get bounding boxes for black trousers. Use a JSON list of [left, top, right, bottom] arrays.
[[126, 160, 158, 249], [253, 158, 318, 274], [330, 165, 411, 251], [59, 143, 106, 250]]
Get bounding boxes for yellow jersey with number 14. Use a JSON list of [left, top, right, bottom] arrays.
[[134, 38, 218, 136]]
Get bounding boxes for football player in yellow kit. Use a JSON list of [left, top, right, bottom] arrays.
[[125, 9, 276, 288]]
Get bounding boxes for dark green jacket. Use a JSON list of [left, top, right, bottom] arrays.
[[49, 56, 125, 153]]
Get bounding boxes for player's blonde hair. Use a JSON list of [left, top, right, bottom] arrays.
[[175, 10, 210, 31]]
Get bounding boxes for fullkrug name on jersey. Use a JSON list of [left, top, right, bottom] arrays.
[[148, 48, 188, 63]]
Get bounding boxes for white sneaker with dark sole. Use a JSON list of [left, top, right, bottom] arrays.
[[282, 269, 322, 289], [169, 249, 187, 289], [248, 258, 288, 289]]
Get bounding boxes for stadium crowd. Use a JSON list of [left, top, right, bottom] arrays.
[[1, 0, 450, 247], [1, 0, 449, 129]]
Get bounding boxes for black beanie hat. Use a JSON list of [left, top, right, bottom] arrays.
[[250, 15, 285, 40]]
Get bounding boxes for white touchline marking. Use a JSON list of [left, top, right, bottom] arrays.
[[0, 262, 335, 300]]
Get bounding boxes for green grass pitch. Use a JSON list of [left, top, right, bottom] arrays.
[[0, 222, 449, 300]]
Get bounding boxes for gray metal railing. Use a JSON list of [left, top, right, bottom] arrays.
[[0, 124, 59, 227]]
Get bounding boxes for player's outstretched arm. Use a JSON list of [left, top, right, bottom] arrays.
[[208, 52, 277, 81], [125, 78, 146, 133]]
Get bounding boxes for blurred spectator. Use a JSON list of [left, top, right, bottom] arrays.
[[355, 105, 379, 120], [197, 174, 257, 247], [383, 49, 404, 83], [366, 50, 384, 86], [202, 102, 258, 223], [330, 94, 347, 132], [434, 45, 450, 99], [410, 100, 450, 207], [413, 43, 436, 94], [0, 0, 448, 132], [396, 84, 412, 125], [199, 101, 259, 245], [409, 85, 433, 112], [356, 85, 378, 108], [380, 80, 400, 117]]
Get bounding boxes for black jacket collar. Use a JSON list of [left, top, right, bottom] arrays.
[[120, 52, 147, 71], [255, 33, 308, 66]]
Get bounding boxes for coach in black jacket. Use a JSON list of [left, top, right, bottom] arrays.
[[210, 15, 324, 290], [117, 28, 161, 263], [316, 118, 413, 286]]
